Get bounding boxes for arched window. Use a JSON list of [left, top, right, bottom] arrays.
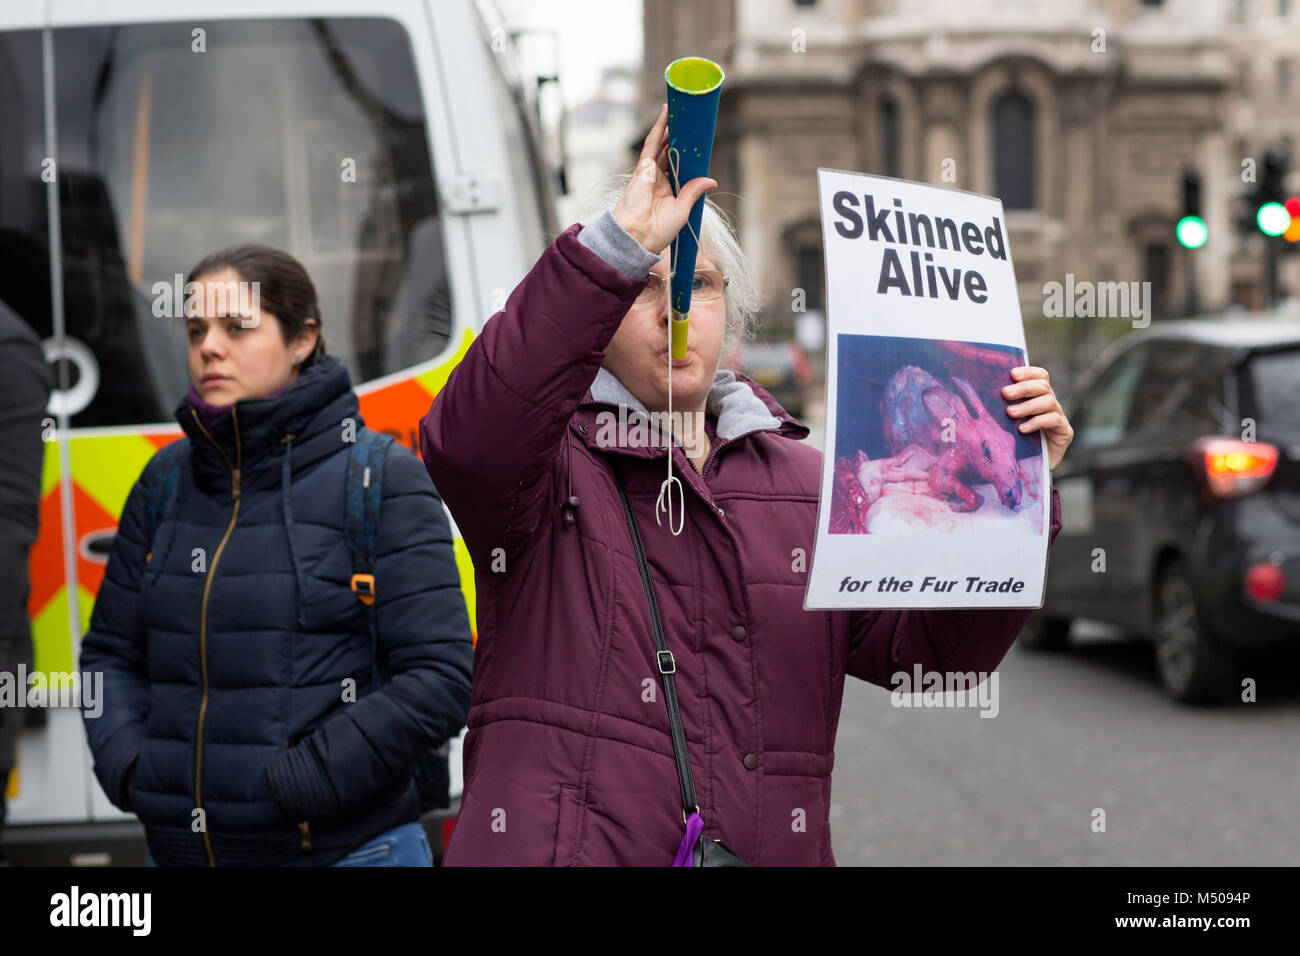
[[878, 97, 900, 177], [993, 89, 1035, 209]]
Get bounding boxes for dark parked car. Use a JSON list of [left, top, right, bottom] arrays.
[[724, 337, 813, 418], [1022, 317, 1300, 703]]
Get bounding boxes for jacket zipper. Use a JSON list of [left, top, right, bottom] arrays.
[[700, 437, 724, 480], [190, 407, 242, 867], [699, 428, 750, 481], [699, 419, 803, 482]]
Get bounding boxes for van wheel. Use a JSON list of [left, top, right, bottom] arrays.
[[1018, 611, 1071, 650], [1153, 563, 1237, 704]]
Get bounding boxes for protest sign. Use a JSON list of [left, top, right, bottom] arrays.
[[804, 169, 1050, 609]]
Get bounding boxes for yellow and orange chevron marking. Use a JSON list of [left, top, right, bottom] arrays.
[[27, 431, 179, 676], [27, 328, 480, 680]]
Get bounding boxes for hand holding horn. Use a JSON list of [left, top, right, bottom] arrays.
[[613, 102, 717, 255]]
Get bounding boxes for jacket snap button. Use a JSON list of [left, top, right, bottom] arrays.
[[731, 625, 747, 642], [578, 424, 588, 434], [716, 505, 725, 516], [743, 753, 758, 771]]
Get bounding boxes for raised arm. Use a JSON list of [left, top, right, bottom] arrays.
[[420, 102, 717, 569], [418, 215, 658, 568]]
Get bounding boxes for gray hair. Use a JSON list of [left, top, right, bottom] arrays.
[[575, 172, 764, 354]]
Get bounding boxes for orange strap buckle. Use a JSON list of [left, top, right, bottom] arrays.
[[350, 573, 376, 606]]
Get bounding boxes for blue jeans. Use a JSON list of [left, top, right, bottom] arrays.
[[331, 822, 433, 867], [143, 823, 434, 867]]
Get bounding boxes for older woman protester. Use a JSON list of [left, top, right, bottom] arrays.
[[421, 102, 1073, 866]]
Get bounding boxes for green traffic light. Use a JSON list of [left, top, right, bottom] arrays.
[[1257, 202, 1290, 237], [1176, 215, 1208, 249]]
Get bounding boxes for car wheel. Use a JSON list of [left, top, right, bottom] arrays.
[[1018, 611, 1071, 650], [1153, 563, 1237, 704]]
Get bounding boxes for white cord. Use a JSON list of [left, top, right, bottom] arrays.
[[654, 146, 706, 537], [656, 239, 684, 535]]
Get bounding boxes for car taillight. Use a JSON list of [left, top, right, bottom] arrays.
[[1191, 437, 1279, 499], [1244, 561, 1285, 602], [786, 342, 813, 386]]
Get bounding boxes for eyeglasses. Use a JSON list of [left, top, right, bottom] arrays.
[[634, 269, 729, 306]]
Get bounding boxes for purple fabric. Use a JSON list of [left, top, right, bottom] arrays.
[[185, 385, 231, 430], [673, 812, 705, 867], [185, 381, 290, 429], [421, 222, 1065, 866]]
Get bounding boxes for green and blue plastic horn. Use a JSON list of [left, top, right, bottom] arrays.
[[664, 56, 724, 361]]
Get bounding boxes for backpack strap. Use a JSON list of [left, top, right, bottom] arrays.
[[343, 428, 394, 685], [143, 438, 190, 542], [342, 428, 452, 814]]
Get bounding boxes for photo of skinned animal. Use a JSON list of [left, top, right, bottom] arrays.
[[829, 334, 1046, 536]]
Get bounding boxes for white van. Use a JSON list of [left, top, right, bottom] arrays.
[[0, 0, 561, 864]]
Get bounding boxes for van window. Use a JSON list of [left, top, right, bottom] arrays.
[[1245, 348, 1300, 425], [9, 17, 451, 427], [484, 34, 551, 253], [0, 30, 53, 347], [1073, 345, 1145, 448], [1126, 343, 1227, 439]]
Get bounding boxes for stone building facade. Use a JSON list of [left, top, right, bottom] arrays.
[[639, 0, 1300, 373]]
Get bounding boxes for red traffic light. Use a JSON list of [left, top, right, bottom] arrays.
[[1285, 197, 1300, 243]]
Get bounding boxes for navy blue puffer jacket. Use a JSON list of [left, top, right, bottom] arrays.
[[80, 356, 473, 866]]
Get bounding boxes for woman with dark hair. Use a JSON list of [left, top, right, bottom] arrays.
[[80, 245, 473, 866]]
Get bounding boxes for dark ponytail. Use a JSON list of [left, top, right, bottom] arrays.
[[186, 245, 327, 366]]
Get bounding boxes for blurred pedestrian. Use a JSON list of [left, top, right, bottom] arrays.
[[80, 246, 472, 866], [422, 103, 1074, 865], [0, 298, 52, 864]]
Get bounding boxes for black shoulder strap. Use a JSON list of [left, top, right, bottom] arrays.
[[341, 429, 452, 814], [343, 429, 393, 582], [342, 428, 394, 685], [611, 458, 698, 822], [143, 438, 189, 539]]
